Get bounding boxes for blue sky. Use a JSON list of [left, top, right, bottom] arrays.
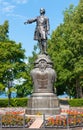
[[0, 0, 79, 57]]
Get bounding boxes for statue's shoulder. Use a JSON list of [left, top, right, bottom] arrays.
[[44, 16, 49, 20]]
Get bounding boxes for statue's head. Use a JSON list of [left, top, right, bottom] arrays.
[[40, 8, 45, 15]]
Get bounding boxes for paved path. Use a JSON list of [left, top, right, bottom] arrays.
[[29, 118, 43, 128]]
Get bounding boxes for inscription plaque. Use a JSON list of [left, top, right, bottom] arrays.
[[37, 73, 48, 89]]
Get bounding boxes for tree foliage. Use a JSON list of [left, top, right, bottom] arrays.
[[0, 21, 27, 97], [15, 44, 38, 97], [47, 0, 83, 98], [0, 21, 9, 41]]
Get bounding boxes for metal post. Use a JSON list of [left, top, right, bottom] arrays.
[[43, 113, 45, 128], [8, 80, 12, 106], [67, 114, 71, 130], [7, 68, 13, 107], [23, 114, 25, 128], [0, 114, 2, 128]]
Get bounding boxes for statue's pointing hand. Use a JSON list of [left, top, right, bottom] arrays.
[[24, 21, 27, 24], [24, 20, 29, 24]]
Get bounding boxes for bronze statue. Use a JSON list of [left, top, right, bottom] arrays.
[[24, 8, 50, 54]]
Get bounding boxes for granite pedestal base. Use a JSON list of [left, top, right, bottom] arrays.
[[26, 93, 60, 115]]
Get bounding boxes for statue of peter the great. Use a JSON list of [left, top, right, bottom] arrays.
[[24, 8, 50, 54]]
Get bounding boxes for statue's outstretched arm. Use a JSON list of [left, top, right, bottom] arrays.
[[24, 18, 37, 24]]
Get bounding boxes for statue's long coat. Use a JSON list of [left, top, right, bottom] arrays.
[[27, 15, 50, 41]]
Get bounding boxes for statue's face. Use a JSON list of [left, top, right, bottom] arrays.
[[40, 8, 45, 15]]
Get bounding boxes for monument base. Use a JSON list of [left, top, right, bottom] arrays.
[[26, 93, 61, 115]]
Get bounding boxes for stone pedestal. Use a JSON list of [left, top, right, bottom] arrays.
[[26, 54, 60, 115], [26, 93, 60, 115]]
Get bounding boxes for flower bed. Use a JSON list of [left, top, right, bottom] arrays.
[[45, 110, 83, 128], [0, 111, 35, 128]]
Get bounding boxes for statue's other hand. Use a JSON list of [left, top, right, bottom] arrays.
[[47, 31, 50, 35], [24, 21, 28, 24]]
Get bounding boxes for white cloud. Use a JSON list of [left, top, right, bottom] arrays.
[[13, 0, 28, 4], [0, 0, 15, 13], [7, 13, 27, 20], [0, 0, 27, 19], [2, 5, 15, 13]]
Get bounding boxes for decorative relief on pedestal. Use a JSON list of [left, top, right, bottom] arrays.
[[37, 73, 48, 89], [30, 54, 57, 93]]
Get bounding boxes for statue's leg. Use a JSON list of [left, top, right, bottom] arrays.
[[42, 42, 44, 54], [39, 41, 42, 54], [43, 40, 47, 54]]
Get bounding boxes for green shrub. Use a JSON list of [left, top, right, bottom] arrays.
[[10, 98, 28, 107], [0, 98, 83, 107], [0, 98, 8, 107], [68, 98, 83, 107], [0, 97, 28, 107]]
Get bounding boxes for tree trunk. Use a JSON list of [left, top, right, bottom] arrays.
[[76, 78, 83, 98]]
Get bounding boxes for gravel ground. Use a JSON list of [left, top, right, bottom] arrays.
[[0, 106, 83, 113], [0, 127, 83, 130], [0, 107, 26, 114]]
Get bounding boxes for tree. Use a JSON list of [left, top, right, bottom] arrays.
[[0, 21, 27, 97], [47, 0, 83, 98], [0, 21, 9, 41], [15, 44, 38, 97]]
